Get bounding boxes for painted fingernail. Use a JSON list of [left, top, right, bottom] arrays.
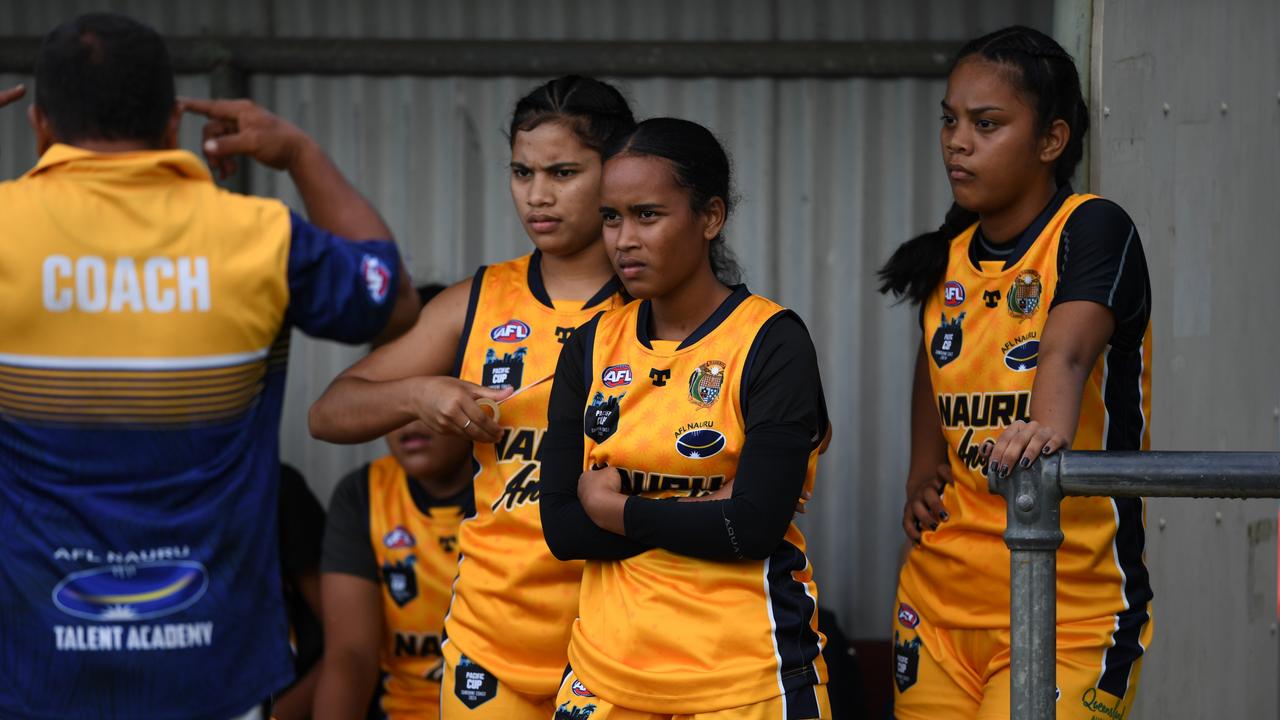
[[999, 464, 1010, 477], [930, 522, 938, 531], [940, 511, 949, 521], [1042, 445, 1053, 455], [1020, 457, 1031, 468]]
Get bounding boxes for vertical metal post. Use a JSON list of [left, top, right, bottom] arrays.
[[990, 456, 1064, 720]]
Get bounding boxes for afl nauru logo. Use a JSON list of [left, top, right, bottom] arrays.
[[601, 364, 633, 388], [490, 319, 531, 343], [52, 561, 209, 622], [1004, 339, 1039, 372], [360, 255, 392, 304], [943, 280, 966, 307], [675, 428, 726, 459]]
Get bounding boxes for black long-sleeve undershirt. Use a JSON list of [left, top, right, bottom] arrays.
[[540, 308, 828, 563]]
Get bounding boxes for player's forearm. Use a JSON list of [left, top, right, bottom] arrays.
[[313, 648, 379, 720], [1026, 349, 1092, 446], [287, 136, 393, 241], [309, 375, 423, 444], [907, 342, 949, 490]]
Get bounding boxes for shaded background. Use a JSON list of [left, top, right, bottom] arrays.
[[1, 1, 1277, 717]]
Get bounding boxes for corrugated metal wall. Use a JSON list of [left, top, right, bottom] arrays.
[[1094, 0, 1280, 717], [0, 0, 1053, 642]]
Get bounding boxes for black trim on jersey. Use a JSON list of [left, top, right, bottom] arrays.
[[740, 310, 829, 448], [634, 284, 751, 350], [405, 472, 476, 517], [528, 249, 628, 310], [527, 249, 556, 309], [968, 183, 1073, 270], [766, 540, 824, 695], [451, 266, 487, 378], [788, 685, 822, 720], [1098, 343, 1152, 698], [576, 313, 603, 395]]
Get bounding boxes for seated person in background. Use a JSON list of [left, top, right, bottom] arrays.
[[273, 464, 328, 720], [316, 285, 475, 720]]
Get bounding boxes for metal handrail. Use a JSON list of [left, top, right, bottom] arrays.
[[988, 451, 1280, 720]]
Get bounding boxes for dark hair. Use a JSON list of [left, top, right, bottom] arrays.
[[34, 13, 176, 146], [508, 75, 636, 153], [604, 117, 743, 286], [878, 25, 1089, 304]]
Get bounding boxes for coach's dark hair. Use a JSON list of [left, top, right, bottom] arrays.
[[878, 25, 1089, 304], [604, 117, 743, 286], [509, 75, 636, 153], [34, 13, 176, 146]]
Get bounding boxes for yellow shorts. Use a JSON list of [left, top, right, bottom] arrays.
[[439, 642, 556, 720], [891, 589, 1153, 720], [552, 666, 831, 720]]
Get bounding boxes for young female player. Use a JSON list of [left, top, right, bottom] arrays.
[[309, 77, 635, 719], [878, 26, 1153, 719], [541, 118, 831, 719], [315, 285, 475, 720]]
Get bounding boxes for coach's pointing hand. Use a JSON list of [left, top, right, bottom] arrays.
[[0, 84, 26, 110], [180, 97, 311, 179]]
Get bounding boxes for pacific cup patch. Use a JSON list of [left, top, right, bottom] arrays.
[[584, 391, 624, 443], [555, 701, 598, 720], [454, 654, 498, 709], [483, 347, 526, 389], [930, 312, 965, 368], [1007, 269, 1043, 318], [894, 631, 921, 693], [688, 360, 726, 408], [381, 556, 418, 607]]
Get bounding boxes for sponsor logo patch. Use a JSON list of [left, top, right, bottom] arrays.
[[381, 557, 418, 607], [1003, 339, 1039, 372], [983, 288, 1002, 308], [571, 679, 594, 698], [490, 319, 531, 343], [483, 347, 526, 389], [601, 364, 633, 388], [455, 654, 498, 709], [943, 280, 966, 306], [382, 526, 416, 549], [53, 561, 210, 622], [897, 602, 920, 629], [894, 631, 921, 693], [675, 428, 726, 459], [360, 255, 392, 304]]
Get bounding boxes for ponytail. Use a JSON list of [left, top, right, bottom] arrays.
[[877, 203, 977, 304]]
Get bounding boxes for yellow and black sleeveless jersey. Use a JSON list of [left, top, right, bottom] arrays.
[[322, 455, 473, 718], [898, 189, 1153, 689], [442, 251, 627, 696], [540, 287, 830, 715]]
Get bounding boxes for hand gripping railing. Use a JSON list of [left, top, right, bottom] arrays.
[[988, 451, 1280, 720]]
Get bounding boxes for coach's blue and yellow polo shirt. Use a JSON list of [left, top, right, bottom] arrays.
[[0, 144, 400, 720]]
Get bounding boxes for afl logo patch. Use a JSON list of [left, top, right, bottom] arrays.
[[571, 679, 594, 697], [383, 525, 416, 549], [943, 280, 966, 307], [490, 319, 531, 343], [1004, 339, 1039, 372], [601, 364, 633, 388], [688, 360, 726, 408], [1007, 269, 1043, 318], [675, 428, 726, 460], [52, 561, 209, 622], [361, 255, 392, 304], [897, 602, 920, 629]]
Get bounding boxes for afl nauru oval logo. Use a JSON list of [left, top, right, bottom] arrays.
[[601, 364, 633, 388], [1004, 339, 1040, 372], [490, 319, 531, 343], [943, 280, 966, 307], [675, 428, 726, 459], [52, 561, 209, 622]]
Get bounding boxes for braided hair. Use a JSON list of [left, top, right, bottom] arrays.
[[508, 75, 636, 153], [877, 26, 1089, 304]]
